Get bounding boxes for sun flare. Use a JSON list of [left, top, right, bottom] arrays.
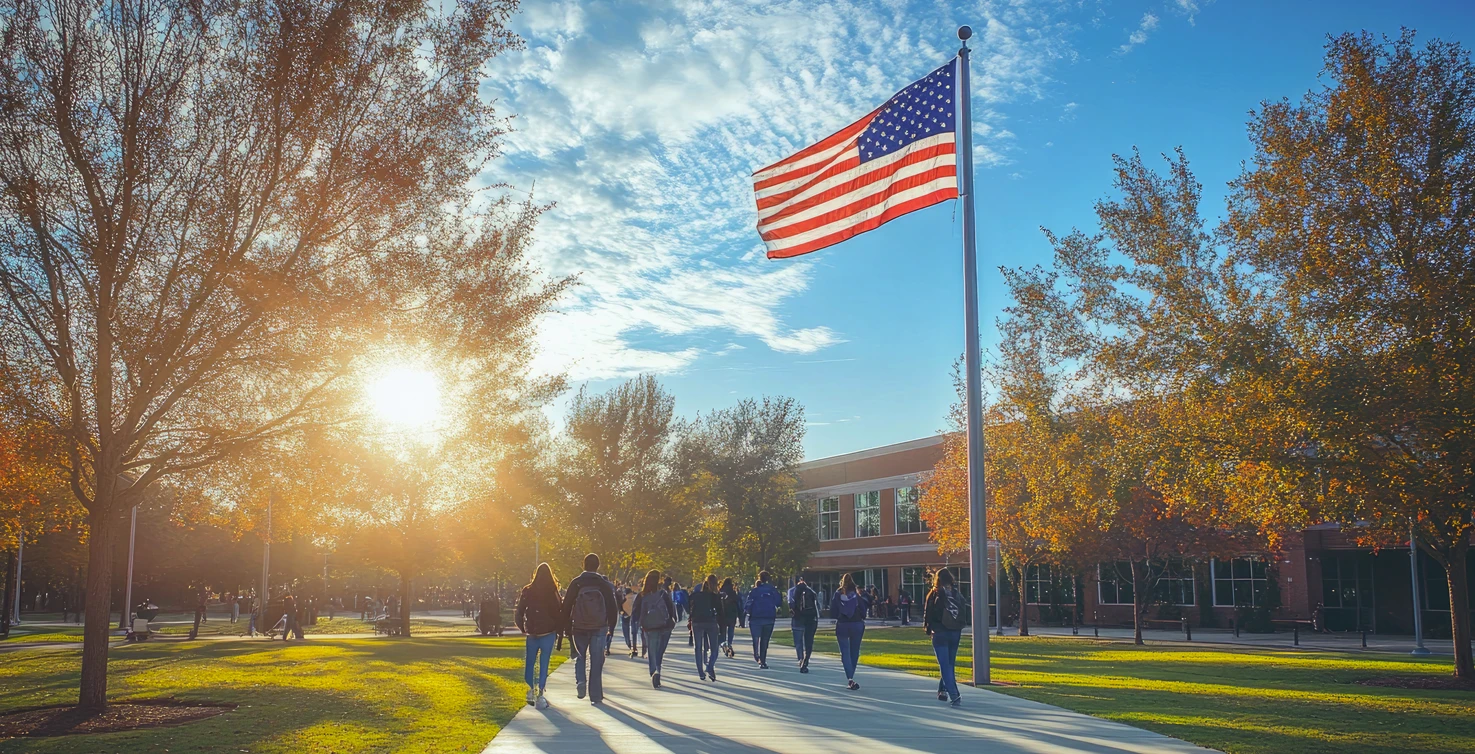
[[366, 366, 442, 431]]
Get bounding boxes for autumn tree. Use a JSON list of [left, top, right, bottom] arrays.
[[1220, 31, 1475, 677], [0, 0, 550, 709]]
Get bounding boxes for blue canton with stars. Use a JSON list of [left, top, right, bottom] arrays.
[[857, 61, 955, 164]]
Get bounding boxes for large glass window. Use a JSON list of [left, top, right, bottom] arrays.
[[818, 497, 839, 541], [901, 567, 929, 610], [1097, 563, 1133, 605], [894, 486, 926, 534], [1025, 563, 1075, 605], [854, 491, 881, 538], [1159, 560, 1196, 606], [1321, 553, 1374, 631], [1096, 561, 1194, 606], [1213, 557, 1268, 607]]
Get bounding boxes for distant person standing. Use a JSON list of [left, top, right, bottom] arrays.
[[787, 574, 820, 673], [672, 582, 689, 622], [633, 569, 677, 688], [744, 571, 782, 669], [898, 589, 912, 625], [561, 554, 618, 705], [687, 574, 725, 682], [516, 563, 564, 710], [231, 595, 240, 623], [924, 569, 967, 706], [831, 573, 871, 690]]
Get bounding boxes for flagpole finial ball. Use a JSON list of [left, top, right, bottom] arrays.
[[958, 25, 972, 41]]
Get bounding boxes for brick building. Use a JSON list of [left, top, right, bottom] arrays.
[[798, 435, 1472, 636]]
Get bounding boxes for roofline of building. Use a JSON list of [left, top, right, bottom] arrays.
[[799, 434, 949, 471]]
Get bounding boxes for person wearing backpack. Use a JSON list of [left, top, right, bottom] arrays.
[[620, 584, 640, 656], [830, 573, 872, 690], [924, 568, 967, 706], [787, 574, 820, 673], [515, 563, 565, 710], [672, 582, 689, 622], [744, 570, 782, 669], [687, 574, 726, 681], [898, 588, 913, 625], [632, 569, 678, 688], [716, 578, 740, 659], [560, 553, 619, 705]]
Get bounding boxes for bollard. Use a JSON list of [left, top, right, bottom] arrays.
[[1183, 617, 1191, 642], [1093, 624, 1099, 638], [1361, 629, 1367, 648], [1233, 614, 1240, 638], [1293, 624, 1299, 646]]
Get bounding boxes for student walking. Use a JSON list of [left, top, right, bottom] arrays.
[[561, 554, 619, 705], [516, 563, 565, 710], [744, 571, 782, 669], [672, 582, 689, 622], [924, 569, 967, 706], [716, 578, 740, 658], [619, 584, 638, 654], [787, 574, 820, 673], [633, 569, 678, 688], [831, 573, 872, 690], [687, 575, 726, 681]]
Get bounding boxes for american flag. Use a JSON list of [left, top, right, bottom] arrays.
[[753, 61, 958, 259]]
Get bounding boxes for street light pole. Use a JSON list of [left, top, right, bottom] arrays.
[[260, 495, 272, 613], [10, 534, 22, 625], [119, 505, 138, 630]]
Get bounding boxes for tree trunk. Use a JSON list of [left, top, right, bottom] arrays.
[[1017, 566, 1030, 637], [1131, 560, 1146, 646], [1446, 541, 1473, 679], [79, 505, 118, 712], [400, 574, 413, 639], [1, 548, 14, 637]]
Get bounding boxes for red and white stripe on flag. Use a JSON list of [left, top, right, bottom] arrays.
[[753, 60, 959, 259]]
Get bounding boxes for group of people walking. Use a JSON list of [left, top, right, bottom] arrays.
[[513, 554, 972, 710]]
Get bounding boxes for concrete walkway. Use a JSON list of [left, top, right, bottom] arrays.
[[484, 635, 1215, 754]]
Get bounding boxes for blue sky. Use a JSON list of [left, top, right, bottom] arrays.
[[480, 0, 1474, 460]]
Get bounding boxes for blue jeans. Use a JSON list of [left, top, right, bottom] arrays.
[[524, 632, 556, 690], [932, 629, 962, 700], [620, 616, 632, 648], [791, 618, 817, 665], [693, 621, 720, 676], [722, 623, 735, 647], [836, 621, 865, 680], [571, 630, 609, 701], [750, 618, 775, 662], [644, 627, 671, 676]]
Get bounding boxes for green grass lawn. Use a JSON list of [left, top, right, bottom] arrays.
[[777, 628, 1474, 754], [0, 627, 83, 644], [0, 635, 554, 753]]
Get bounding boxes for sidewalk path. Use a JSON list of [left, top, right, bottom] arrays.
[[484, 635, 1214, 754]]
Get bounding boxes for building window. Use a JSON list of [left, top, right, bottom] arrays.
[[1025, 563, 1075, 605], [854, 491, 880, 538], [1097, 563, 1134, 605], [818, 497, 839, 542], [1096, 561, 1194, 606], [1213, 557, 1268, 607], [902, 567, 929, 609], [894, 486, 926, 534]]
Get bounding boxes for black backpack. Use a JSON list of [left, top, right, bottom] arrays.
[[938, 587, 966, 631], [793, 584, 819, 619]]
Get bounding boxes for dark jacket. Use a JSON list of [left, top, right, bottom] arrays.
[[924, 587, 966, 633], [745, 583, 782, 621], [561, 571, 618, 632], [631, 590, 678, 632], [688, 589, 725, 624], [830, 588, 871, 623], [717, 588, 741, 626], [516, 585, 564, 636]]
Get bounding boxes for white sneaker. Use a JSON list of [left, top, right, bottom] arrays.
[[525, 687, 536, 706], [535, 690, 550, 710]]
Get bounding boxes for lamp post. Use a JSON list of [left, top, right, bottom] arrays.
[[116, 473, 141, 631], [10, 533, 22, 626]]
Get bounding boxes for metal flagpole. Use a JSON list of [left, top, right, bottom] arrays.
[[1409, 524, 1430, 656], [956, 24, 990, 687], [119, 506, 138, 630]]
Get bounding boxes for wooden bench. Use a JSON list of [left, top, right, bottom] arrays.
[[1270, 618, 1319, 646], [1142, 618, 1193, 640]]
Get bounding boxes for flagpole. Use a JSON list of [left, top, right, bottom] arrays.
[[956, 24, 990, 688]]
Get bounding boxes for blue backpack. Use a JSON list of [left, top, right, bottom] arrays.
[[837, 590, 862, 620]]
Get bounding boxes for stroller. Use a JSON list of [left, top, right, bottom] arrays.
[[126, 601, 160, 642]]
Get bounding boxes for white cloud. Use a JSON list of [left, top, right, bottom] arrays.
[[1118, 12, 1160, 54], [485, 0, 1084, 382]]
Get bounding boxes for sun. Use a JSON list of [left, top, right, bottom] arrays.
[[366, 366, 442, 431]]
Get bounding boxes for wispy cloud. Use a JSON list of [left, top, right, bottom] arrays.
[[1118, 12, 1160, 54], [485, 1, 1085, 382]]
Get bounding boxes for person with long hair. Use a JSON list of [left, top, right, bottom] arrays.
[[924, 568, 967, 706], [787, 574, 821, 673], [632, 569, 678, 688], [687, 574, 726, 681], [716, 577, 740, 658], [515, 563, 565, 710], [830, 573, 872, 690]]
